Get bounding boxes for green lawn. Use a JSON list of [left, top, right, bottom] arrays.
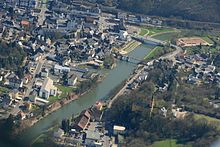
[[49, 85, 75, 102], [57, 85, 73, 91], [144, 45, 175, 61], [140, 27, 176, 37], [144, 46, 164, 61], [194, 114, 220, 130], [32, 104, 40, 111], [57, 85, 75, 96], [152, 32, 179, 41], [152, 139, 189, 147], [139, 28, 149, 36], [201, 37, 214, 44], [48, 95, 61, 102]]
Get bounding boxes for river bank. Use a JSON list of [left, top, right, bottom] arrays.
[[13, 44, 153, 146], [13, 94, 79, 136], [13, 74, 106, 136], [119, 40, 142, 55]]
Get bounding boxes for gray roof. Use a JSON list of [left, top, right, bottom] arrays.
[[86, 130, 100, 140]]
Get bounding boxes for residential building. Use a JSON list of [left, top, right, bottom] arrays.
[[0, 94, 12, 108], [41, 68, 49, 78], [68, 74, 77, 86], [8, 76, 23, 89], [54, 64, 70, 75], [113, 125, 126, 135], [72, 110, 91, 131], [39, 78, 57, 99], [85, 131, 102, 147]]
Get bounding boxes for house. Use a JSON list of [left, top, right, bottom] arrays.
[[0, 94, 12, 108], [8, 76, 23, 89], [25, 102, 32, 111], [29, 0, 39, 8], [18, 0, 29, 7], [62, 58, 71, 66], [9, 89, 20, 99], [119, 30, 128, 40], [0, 23, 4, 34], [39, 78, 57, 99], [20, 20, 30, 28], [54, 64, 70, 75], [29, 90, 38, 102], [0, 75, 3, 82], [117, 12, 127, 20], [85, 131, 102, 147], [72, 110, 91, 131], [113, 125, 126, 135], [31, 54, 42, 61], [23, 75, 31, 84], [41, 68, 49, 78], [68, 74, 78, 86], [172, 108, 188, 119]]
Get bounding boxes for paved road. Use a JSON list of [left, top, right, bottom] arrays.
[[24, 59, 45, 97], [108, 66, 145, 108], [38, 5, 47, 26], [10, 58, 46, 116], [160, 44, 182, 61]]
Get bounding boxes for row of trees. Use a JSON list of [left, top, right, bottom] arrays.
[[74, 74, 99, 94]]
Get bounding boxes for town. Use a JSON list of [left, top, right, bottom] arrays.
[[0, 0, 164, 124], [1, 0, 220, 147]]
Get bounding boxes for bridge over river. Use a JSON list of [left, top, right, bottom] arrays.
[[131, 35, 168, 46]]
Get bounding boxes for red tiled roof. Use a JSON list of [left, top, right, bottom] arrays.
[[21, 20, 30, 26], [77, 115, 89, 130]]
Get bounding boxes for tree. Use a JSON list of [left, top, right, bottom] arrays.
[[61, 119, 70, 133], [104, 55, 115, 69]]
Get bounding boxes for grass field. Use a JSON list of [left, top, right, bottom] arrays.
[[201, 37, 214, 44], [139, 28, 149, 36], [49, 95, 61, 102], [194, 114, 220, 130], [152, 32, 179, 41], [57, 85, 76, 98], [151, 139, 189, 147], [144, 46, 164, 61], [139, 27, 176, 37], [57, 85, 74, 93], [49, 85, 75, 102]]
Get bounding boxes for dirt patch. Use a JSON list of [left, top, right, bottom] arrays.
[[177, 37, 212, 47]]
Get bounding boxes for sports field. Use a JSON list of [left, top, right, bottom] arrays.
[[177, 37, 213, 47]]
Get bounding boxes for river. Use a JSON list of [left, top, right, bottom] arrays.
[[3, 44, 153, 146]]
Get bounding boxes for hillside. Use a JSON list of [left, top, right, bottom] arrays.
[[118, 0, 220, 23]]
